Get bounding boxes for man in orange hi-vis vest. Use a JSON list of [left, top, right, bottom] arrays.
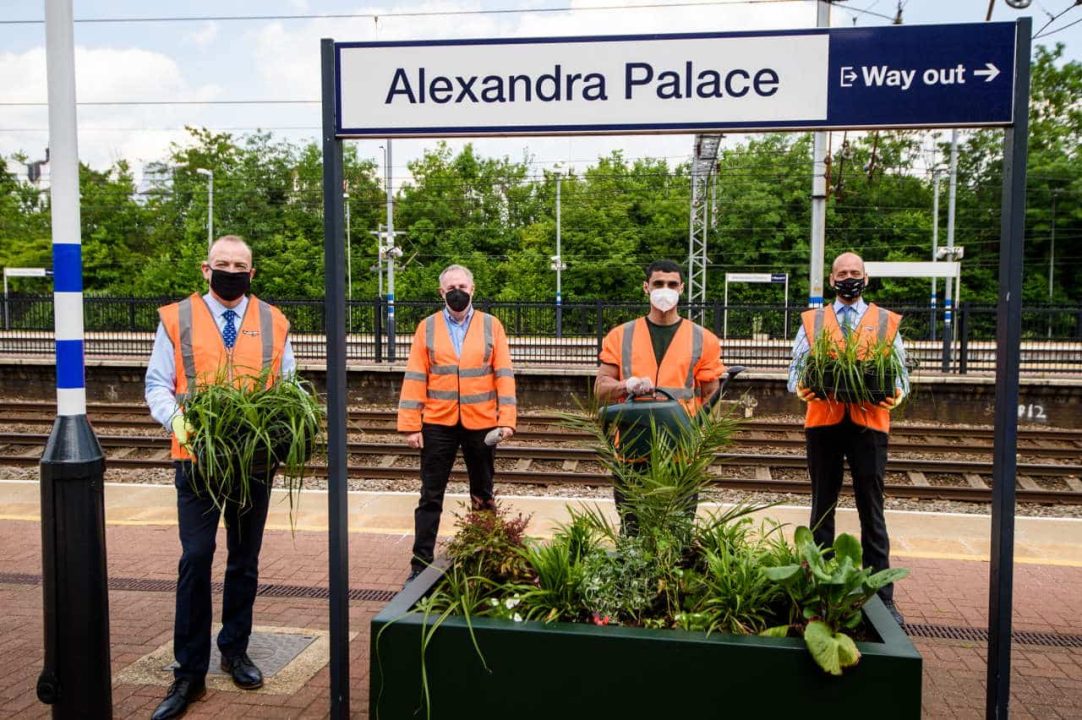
[[399, 264, 517, 585], [788, 251, 908, 625], [595, 259, 725, 534], [145, 236, 293, 720]]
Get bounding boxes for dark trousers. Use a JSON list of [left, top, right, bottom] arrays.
[[806, 416, 894, 603], [173, 461, 272, 681], [411, 423, 496, 571]]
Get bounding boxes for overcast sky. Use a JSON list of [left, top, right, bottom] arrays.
[[1, 0, 1079, 186]]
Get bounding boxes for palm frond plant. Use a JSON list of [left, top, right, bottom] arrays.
[[797, 327, 906, 405], [182, 365, 325, 526]]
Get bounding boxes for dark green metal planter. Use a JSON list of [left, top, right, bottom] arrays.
[[370, 567, 922, 719]]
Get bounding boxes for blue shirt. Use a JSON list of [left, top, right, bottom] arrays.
[[443, 306, 474, 357], [145, 293, 296, 429], [787, 298, 908, 395]]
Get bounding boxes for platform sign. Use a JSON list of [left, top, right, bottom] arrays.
[[335, 22, 1015, 137]]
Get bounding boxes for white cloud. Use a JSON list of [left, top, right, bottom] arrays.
[[0, 45, 221, 176], [187, 21, 220, 48]]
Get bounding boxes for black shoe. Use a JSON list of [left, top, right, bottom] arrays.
[[883, 600, 906, 626], [403, 567, 423, 589], [220, 652, 264, 690], [151, 678, 206, 720]]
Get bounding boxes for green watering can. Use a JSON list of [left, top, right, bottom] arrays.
[[599, 366, 745, 462]]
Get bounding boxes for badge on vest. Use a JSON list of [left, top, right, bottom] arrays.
[[241, 330, 261, 336]]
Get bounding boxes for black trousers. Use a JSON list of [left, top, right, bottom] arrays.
[[411, 423, 496, 571], [173, 461, 272, 681], [805, 416, 894, 603]]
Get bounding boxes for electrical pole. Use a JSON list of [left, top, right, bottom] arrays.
[[808, 0, 830, 307], [384, 141, 396, 362], [553, 171, 566, 337], [943, 128, 959, 371], [931, 169, 941, 340]]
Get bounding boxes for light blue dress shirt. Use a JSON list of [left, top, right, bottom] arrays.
[[787, 298, 908, 395], [145, 293, 296, 430], [442, 305, 474, 357]]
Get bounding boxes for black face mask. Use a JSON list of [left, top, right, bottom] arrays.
[[211, 269, 251, 302], [445, 288, 471, 312], [834, 277, 865, 301]]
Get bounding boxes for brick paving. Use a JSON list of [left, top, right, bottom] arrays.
[[1, 518, 1080, 719]]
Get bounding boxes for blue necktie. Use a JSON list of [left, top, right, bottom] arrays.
[[222, 309, 237, 349]]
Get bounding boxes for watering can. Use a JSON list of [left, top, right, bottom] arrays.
[[599, 365, 745, 462]]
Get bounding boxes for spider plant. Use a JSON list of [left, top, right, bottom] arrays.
[[182, 365, 324, 525], [797, 328, 905, 405]]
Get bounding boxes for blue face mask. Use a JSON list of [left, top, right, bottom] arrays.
[[834, 277, 865, 301]]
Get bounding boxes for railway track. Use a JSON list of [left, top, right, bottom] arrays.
[[1, 422, 1080, 505]]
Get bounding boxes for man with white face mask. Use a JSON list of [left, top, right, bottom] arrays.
[[595, 259, 725, 532]]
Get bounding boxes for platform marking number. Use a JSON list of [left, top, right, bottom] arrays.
[[1018, 403, 1048, 422]]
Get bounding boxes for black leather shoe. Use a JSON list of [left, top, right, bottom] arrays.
[[403, 567, 423, 589], [220, 652, 264, 689], [883, 600, 906, 627], [151, 678, 206, 720]]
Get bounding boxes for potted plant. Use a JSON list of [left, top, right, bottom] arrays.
[[370, 406, 921, 718], [183, 367, 324, 521], [797, 329, 905, 404]]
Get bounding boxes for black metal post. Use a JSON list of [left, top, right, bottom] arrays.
[[595, 299, 604, 356], [987, 18, 1030, 720], [320, 38, 350, 718], [38, 416, 111, 717]]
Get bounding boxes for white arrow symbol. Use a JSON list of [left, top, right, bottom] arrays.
[[974, 63, 1000, 82]]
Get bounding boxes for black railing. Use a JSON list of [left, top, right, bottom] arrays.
[[2, 294, 1081, 373]]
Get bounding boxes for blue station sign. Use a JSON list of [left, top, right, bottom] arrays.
[[335, 22, 1016, 138]]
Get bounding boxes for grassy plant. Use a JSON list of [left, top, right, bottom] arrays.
[[183, 365, 324, 525], [797, 327, 906, 405]]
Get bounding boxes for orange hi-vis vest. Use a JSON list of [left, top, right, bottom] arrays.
[[600, 317, 725, 416], [159, 293, 290, 460], [800, 303, 902, 434], [397, 311, 517, 432]]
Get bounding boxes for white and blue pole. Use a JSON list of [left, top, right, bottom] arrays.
[[37, 0, 112, 715]]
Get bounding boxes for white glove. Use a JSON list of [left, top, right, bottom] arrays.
[[624, 376, 655, 396], [484, 428, 505, 446]]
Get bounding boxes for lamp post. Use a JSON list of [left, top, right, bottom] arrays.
[[195, 168, 213, 253], [1048, 189, 1061, 338], [551, 165, 568, 338]]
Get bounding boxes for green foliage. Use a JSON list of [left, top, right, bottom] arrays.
[[445, 502, 532, 584], [763, 526, 909, 675], [796, 328, 906, 405], [183, 367, 325, 527]]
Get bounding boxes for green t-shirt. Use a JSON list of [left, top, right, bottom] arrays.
[[646, 317, 683, 367]]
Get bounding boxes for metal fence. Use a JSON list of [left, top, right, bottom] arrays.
[[2, 294, 1082, 374]]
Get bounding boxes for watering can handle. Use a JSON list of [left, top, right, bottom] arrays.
[[701, 365, 747, 414], [629, 387, 678, 403]]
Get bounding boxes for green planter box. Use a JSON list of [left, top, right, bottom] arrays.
[[370, 566, 923, 719]]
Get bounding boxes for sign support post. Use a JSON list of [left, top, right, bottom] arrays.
[[320, 38, 351, 720]]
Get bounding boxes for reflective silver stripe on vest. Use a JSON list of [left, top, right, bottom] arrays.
[[813, 308, 825, 338], [619, 320, 636, 378], [175, 393, 188, 404], [399, 400, 425, 410], [876, 306, 889, 342], [431, 364, 459, 375], [498, 395, 517, 405], [425, 315, 437, 365], [403, 371, 427, 382], [459, 366, 493, 378], [658, 387, 696, 400], [427, 389, 459, 400], [460, 390, 497, 404], [684, 324, 703, 390], [257, 299, 274, 370], [495, 368, 515, 378], [177, 298, 197, 391], [482, 314, 493, 364]]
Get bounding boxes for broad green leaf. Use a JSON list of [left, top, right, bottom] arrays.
[[759, 625, 790, 638], [833, 533, 862, 565], [865, 567, 910, 590], [794, 526, 815, 550], [804, 620, 861, 676], [763, 564, 801, 581]]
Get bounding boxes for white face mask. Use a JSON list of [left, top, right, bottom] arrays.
[[649, 288, 680, 312]]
